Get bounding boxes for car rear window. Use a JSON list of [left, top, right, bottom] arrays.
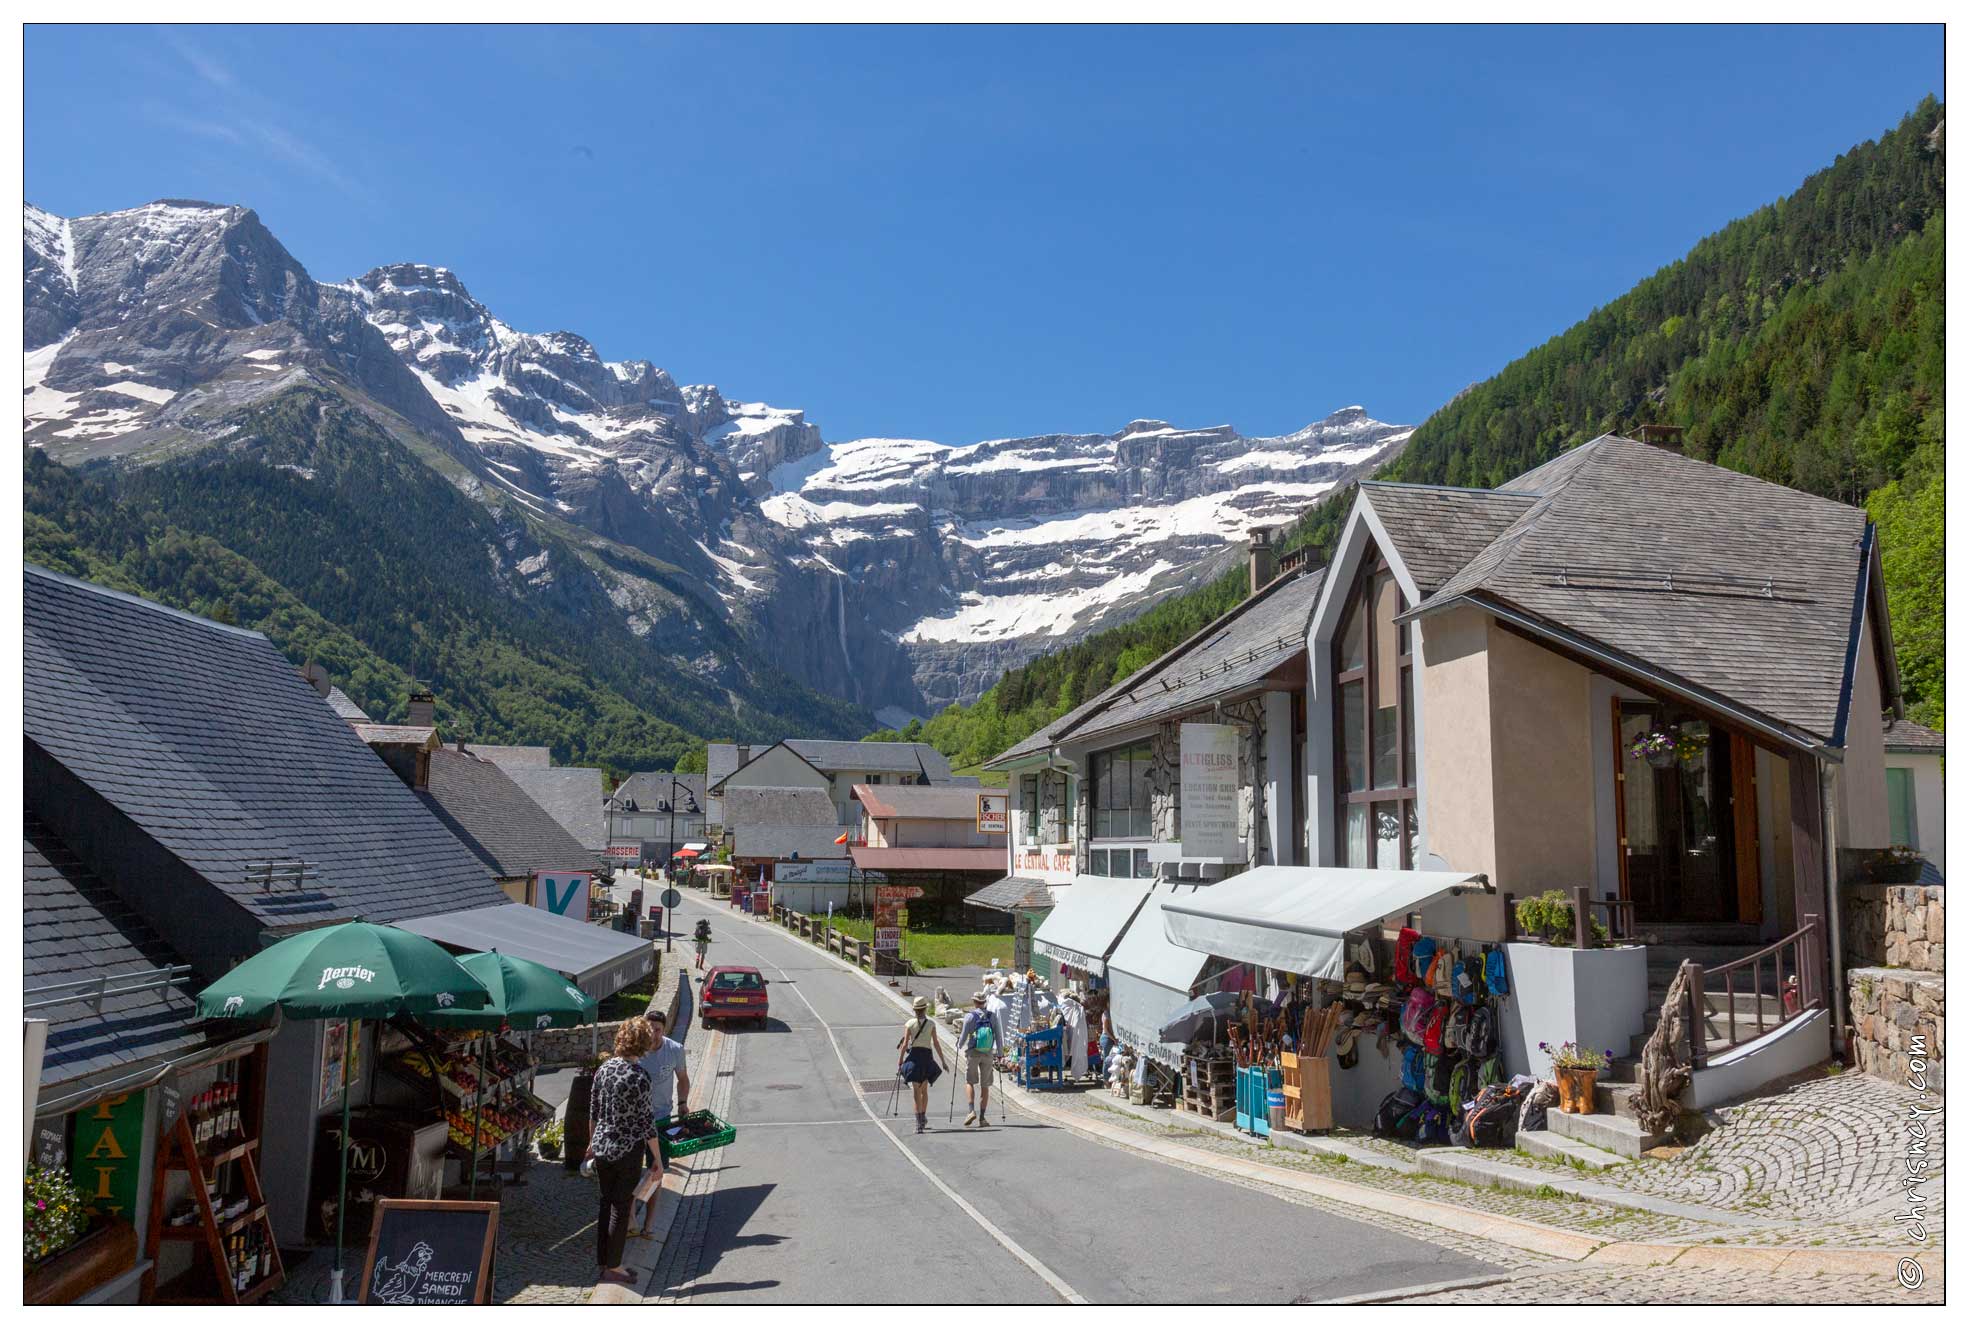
[[711, 972, 764, 991]]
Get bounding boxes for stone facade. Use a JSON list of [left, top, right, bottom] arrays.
[[1840, 882, 1944, 971], [1846, 965, 1944, 1092]]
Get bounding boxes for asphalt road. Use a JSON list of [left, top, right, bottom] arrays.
[[644, 885, 1495, 1304]]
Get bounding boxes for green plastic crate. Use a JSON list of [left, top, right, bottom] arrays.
[[654, 1108, 736, 1158]]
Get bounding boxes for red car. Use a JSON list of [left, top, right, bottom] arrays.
[[699, 965, 770, 1027]]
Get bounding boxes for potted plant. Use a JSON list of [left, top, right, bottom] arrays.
[[1543, 1041, 1612, 1114], [1628, 728, 1678, 769], [534, 1118, 564, 1161], [1514, 890, 1608, 947]]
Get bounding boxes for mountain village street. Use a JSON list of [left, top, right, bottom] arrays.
[[524, 884, 1939, 1307]]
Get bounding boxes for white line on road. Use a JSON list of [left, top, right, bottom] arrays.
[[712, 921, 1088, 1305]]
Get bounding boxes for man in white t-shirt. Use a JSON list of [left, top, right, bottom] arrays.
[[639, 1008, 691, 1124]]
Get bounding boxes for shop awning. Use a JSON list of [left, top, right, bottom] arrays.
[[1031, 875, 1153, 976], [850, 846, 1006, 872], [1160, 866, 1489, 978], [682, 842, 709, 852], [674, 847, 701, 859], [1107, 882, 1218, 1067], [396, 903, 654, 1000], [964, 875, 1057, 913]]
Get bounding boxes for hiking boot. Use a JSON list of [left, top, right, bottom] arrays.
[[963, 1111, 977, 1126]]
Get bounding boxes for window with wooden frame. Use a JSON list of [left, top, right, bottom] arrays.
[[1332, 553, 1417, 868]]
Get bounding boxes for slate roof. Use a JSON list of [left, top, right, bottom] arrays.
[[26, 813, 217, 1094], [990, 567, 1326, 767], [722, 785, 840, 827], [418, 746, 606, 879], [855, 783, 1001, 822], [1358, 483, 1538, 596], [502, 765, 608, 851], [470, 744, 554, 769], [1884, 717, 1946, 754], [734, 824, 852, 861], [964, 875, 1058, 913], [325, 686, 371, 721], [1401, 435, 1876, 747], [786, 739, 954, 781], [24, 566, 506, 928], [610, 772, 706, 816], [710, 738, 953, 788]]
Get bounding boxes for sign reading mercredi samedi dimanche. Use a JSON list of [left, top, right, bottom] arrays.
[[1179, 722, 1244, 861]]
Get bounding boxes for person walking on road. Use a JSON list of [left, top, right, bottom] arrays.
[[896, 995, 947, 1133], [586, 1020, 663, 1285], [692, 916, 713, 972], [959, 991, 1000, 1127]]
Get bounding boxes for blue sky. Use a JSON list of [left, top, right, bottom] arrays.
[[25, 24, 1942, 444]]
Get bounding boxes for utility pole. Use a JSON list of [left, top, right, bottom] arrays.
[[664, 775, 679, 953]]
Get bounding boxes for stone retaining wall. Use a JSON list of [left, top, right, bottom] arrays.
[[1846, 965, 1944, 1092], [1840, 883, 1943, 971], [530, 955, 682, 1067]]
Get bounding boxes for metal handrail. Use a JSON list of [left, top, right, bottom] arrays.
[[1686, 914, 1822, 1068], [25, 964, 194, 1014]]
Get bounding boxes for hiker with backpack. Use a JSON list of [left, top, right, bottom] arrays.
[[692, 916, 712, 972], [959, 991, 1000, 1126], [897, 996, 947, 1133]]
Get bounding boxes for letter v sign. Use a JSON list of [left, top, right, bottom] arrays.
[[543, 875, 581, 915]]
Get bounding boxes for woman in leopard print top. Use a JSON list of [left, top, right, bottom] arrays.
[[587, 1020, 659, 1282]]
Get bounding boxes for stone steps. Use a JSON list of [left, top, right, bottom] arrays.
[[1549, 1107, 1669, 1160], [1516, 1129, 1629, 1171], [1591, 1077, 1643, 1119]]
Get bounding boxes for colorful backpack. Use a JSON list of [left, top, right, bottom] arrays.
[[1455, 955, 1483, 1005], [1394, 927, 1420, 985], [1410, 936, 1438, 986], [1448, 1057, 1474, 1113], [1423, 1003, 1448, 1054], [1423, 1052, 1455, 1106], [1374, 1087, 1425, 1137], [1464, 1003, 1497, 1058], [1401, 1044, 1426, 1093], [1443, 1005, 1472, 1053], [1484, 946, 1509, 997], [1401, 986, 1436, 1045], [1463, 1081, 1527, 1149], [1477, 1054, 1504, 1089]]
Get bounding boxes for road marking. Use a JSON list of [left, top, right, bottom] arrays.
[[709, 917, 1086, 1304], [732, 1119, 881, 1128]]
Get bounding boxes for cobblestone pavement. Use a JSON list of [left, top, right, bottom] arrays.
[[1052, 1093, 1706, 1245], [1386, 1262, 1944, 1305]]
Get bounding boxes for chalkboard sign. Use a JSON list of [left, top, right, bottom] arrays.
[[359, 1199, 498, 1305]]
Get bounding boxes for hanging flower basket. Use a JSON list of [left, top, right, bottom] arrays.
[[1629, 729, 1679, 769]]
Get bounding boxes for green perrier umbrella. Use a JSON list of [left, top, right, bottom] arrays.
[[423, 950, 599, 1197], [196, 921, 492, 1302], [421, 950, 598, 1031]]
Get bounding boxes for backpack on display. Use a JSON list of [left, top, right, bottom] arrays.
[[1374, 1087, 1425, 1137], [1519, 1082, 1557, 1134], [1477, 1054, 1504, 1089], [1423, 1004, 1448, 1054], [1484, 947, 1510, 997], [1448, 1056, 1475, 1113], [1464, 1004, 1496, 1058], [1395, 927, 1420, 984], [1410, 936, 1438, 985], [1464, 1082, 1527, 1149], [1401, 1044, 1426, 1093], [1424, 1053, 1455, 1106], [1443, 1005, 1472, 1053], [1455, 956, 1483, 1005], [1413, 1103, 1451, 1145], [1401, 987, 1436, 1044]]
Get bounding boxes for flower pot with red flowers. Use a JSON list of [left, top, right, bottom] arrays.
[[1543, 1041, 1612, 1115]]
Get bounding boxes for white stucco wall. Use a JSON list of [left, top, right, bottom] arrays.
[[1885, 751, 1945, 873], [1837, 613, 1892, 850]]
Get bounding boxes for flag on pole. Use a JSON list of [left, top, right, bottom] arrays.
[[834, 831, 850, 845]]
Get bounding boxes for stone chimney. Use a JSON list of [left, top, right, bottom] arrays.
[[735, 743, 752, 768], [407, 686, 436, 727], [1248, 526, 1278, 594], [1635, 423, 1684, 451], [299, 661, 331, 698]]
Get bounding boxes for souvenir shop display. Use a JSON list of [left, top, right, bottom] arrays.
[[381, 1028, 554, 1163]]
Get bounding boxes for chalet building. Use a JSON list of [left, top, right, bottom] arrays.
[[706, 737, 955, 829], [984, 434, 1916, 1121], [848, 783, 1008, 925], [1882, 717, 1945, 876], [605, 772, 708, 866]]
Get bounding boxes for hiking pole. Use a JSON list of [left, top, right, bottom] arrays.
[[948, 1055, 958, 1124]]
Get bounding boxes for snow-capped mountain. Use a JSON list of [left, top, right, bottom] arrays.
[[23, 199, 1413, 719]]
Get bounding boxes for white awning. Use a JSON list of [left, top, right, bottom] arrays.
[[1160, 866, 1490, 978], [396, 903, 654, 999], [682, 842, 710, 852], [1031, 875, 1153, 976], [1107, 883, 1217, 1066]]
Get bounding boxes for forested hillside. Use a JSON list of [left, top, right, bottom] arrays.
[[25, 385, 870, 773], [892, 97, 1945, 766]]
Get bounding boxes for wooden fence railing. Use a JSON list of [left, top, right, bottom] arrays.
[[771, 904, 876, 971], [1686, 914, 1824, 1069]]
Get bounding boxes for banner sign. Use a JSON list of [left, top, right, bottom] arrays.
[[772, 860, 856, 884], [1179, 722, 1244, 861], [874, 885, 924, 904], [873, 927, 902, 954], [976, 793, 1008, 834], [532, 869, 594, 917], [1014, 849, 1074, 876]]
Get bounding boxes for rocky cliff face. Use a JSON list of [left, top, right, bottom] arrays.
[[23, 200, 1412, 720]]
